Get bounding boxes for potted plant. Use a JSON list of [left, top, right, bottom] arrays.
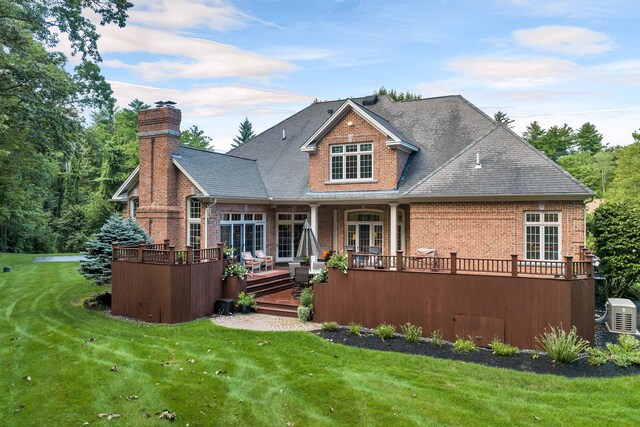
[[236, 291, 257, 314], [223, 247, 237, 263], [221, 262, 249, 299]]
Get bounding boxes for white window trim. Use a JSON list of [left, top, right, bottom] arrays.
[[276, 212, 310, 262], [397, 208, 405, 252], [523, 211, 562, 261], [129, 197, 139, 219], [220, 212, 267, 255], [329, 142, 374, 182], [187, 198, 202, 248], [345, 209, 384, 253]]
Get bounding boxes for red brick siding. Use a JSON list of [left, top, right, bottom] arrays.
[[408, 201, 585, 259], [309, 110, 401, 192]]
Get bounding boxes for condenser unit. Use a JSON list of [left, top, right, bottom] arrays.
[[606, 298, 638, 335]]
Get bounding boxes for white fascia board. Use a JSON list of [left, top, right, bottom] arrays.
[[172, 158, 210, 197], [386, 140, 420, 153], [111, 165, 140, 201], [300, 99, 413, 152]]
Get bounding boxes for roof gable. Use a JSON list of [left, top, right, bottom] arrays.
[[300, 99, 419, 154]]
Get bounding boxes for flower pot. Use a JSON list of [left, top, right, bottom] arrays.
[[241, 305, 250, 314]]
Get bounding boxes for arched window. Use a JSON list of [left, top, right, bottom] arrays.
[[345, 210, 383, 253]]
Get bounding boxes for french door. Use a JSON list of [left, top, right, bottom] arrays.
[[220, 213, 265, 257], [277, 213, 308, 261]]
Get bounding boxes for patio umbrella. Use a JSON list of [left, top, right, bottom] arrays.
[[296, 219, 322, 258]]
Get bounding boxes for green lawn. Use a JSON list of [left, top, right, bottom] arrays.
[[1, 254, 639, 426]]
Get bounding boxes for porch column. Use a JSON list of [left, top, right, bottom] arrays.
[[332, 209, 338, 252], [310, 204, 319, 238], [389, 202, 398, 255]]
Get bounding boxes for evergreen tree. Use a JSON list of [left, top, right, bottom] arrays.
[[232, 118, 255, 147], [181, 125, 214, 151], [493, 111, 514, 128], [375, 86, 422, 101], [79, 214, 150, 285], [575, 122, 604, 154]]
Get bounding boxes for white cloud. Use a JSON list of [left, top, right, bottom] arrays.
[[108, 81, 311, 151], [513, 26, 613, 56], [128, 0, 276, 32], [447, 56, 579, 89], [98, 25, 296, 80]]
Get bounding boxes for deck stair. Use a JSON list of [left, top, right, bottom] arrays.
[[246, 269, 292, 298], [254, 289, 300, 318]]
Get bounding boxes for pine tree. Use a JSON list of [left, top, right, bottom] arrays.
[[79, 214, 151, 285], [493, 111, 514, 128], [575, 122, 604, 154], [232, 118, 255, 147]]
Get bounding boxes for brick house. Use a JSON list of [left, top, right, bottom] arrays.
[[112, 94, 593, 263]]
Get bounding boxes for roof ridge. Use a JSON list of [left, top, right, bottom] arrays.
[[404, 125, 501, 195], [179, 145, 257, 162]]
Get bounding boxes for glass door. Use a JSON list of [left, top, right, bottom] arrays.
[[278, 224, 292, 259], [358, 224, 371, 253], [276, 213, 309, 262]]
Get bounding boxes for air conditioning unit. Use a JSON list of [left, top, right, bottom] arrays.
[[606, 298, 638, 334]]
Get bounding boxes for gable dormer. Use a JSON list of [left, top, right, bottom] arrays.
[[301, 98, 419, 192]]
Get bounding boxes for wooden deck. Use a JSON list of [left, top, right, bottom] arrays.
[[255, 289, 300, 318]]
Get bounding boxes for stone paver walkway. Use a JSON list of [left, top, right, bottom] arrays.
[[211, 313, 321, 332]]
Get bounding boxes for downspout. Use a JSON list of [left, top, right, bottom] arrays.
[[205, 198, 217, 248]]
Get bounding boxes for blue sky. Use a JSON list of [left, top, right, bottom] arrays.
[[75, 0, 640, 151]]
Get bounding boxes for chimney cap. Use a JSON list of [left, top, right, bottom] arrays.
[[155, 100, 177, 108]]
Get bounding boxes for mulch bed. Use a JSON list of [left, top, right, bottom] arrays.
[[316, 327, 640, 378]]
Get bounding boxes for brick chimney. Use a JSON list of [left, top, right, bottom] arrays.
[[135, 104, 182, 243]]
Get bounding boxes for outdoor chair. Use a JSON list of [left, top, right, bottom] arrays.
[[288, 262, 301, 281], [241, 251, 262, 274], [311, 260, 325, 273], [255, 250, 274, 271], [293, 266, 310, 299], [368, 246, 384, 269]]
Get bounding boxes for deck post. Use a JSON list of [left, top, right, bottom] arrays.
[[565, 256, 574, 280], [217, 242, 225, 260], [138, 244, 144, 263], [112, 242, 119, 261], [163, 239, 170, 249], [169, 246, 175, 265], [586, 254, 594, 277], [347, 248, 354, 270], [511, 254, 518, 277], [396, 250, 403, 272], [186, 245, 193, 264], [450, 252, 457, 275]]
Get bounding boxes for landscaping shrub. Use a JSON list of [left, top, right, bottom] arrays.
[[299, 287, 313, 307], [79, 214, 150, 285], [375, 323, 396, 341], [310, 266, 328, 283], [490, 338, 518, 357], [297, 305, 313, 323], [348, 322, 362, 336], [586, 348, 608, 366], [536, 325, 589, 364], [606, 334, 640, 367], [401, 323, 422, 344], [431, 330, 444, 347], [453, 337, 477, 353], [321, 321, 338, 331], [327, 251, 348, 273]]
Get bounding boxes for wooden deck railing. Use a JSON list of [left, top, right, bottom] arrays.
[[112, 241, 224, 265], [347, 249, 594, 280]]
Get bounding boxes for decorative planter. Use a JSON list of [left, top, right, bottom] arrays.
[[222, 275, 247, 300]]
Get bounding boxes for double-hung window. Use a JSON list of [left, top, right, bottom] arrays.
[[330, 143, 373, 181], [187, 198, 201, 249], [524, 212, 560, 261]]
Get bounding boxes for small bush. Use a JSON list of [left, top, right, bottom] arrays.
[[297, 305, 313, 323], [401, 323, 422, 344], [586, 348, 608, 366], [431, 330, 444, 347], [348, 322, 362, 336], [536, 325, 589, 364], [606, 334, 640, 367], [321, 321, 338, 331], [375, 323, 396, 341], [299, 287, 313, 307], [490, 338, 518, 357], [327, 252, 348, 273], [453, 337, 477, 353]]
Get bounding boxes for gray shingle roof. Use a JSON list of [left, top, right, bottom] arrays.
[[405, 126, 593, 197], [173, 146, 268, 199], [219, 95, 594, 200]]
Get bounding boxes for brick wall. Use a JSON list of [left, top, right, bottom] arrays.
[[408, 200, 585, 259], [309, 110, 407, 192]]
